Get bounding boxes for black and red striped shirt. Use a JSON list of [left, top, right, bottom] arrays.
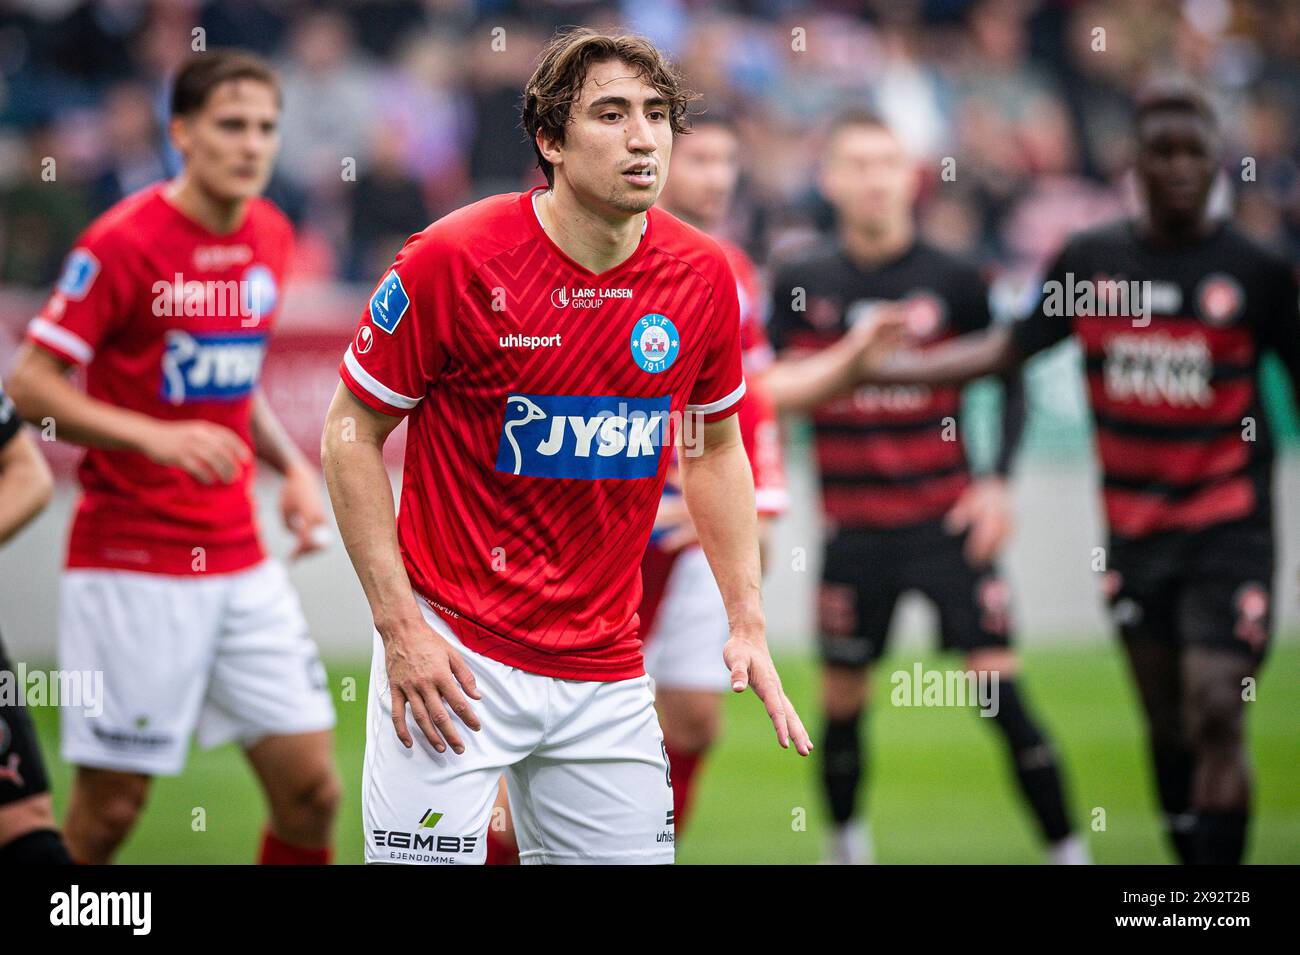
[[769, 240, 1013, 529], [1011, 220, 1300, 541]]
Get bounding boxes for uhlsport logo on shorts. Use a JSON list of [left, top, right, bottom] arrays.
[[161, 329, 268, 404], [495, 393, 670, 480], [630, 314, 679, 373]]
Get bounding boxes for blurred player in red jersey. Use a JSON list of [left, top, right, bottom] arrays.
[[0, 376, 73, 864], [865, 85, 1300, 864], [8, 52, 339, 865], [637, 112, 789, 840], [319, 30, 884, 865]]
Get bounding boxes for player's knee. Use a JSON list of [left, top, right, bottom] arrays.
[[1185, 680, 1244, 751], [82, 781, 149, 842], [278, 767, 342, 830], [966, 647, 1017, 679], [673, 704, 722, 752], [822, 665, 869, 720], [658, 692, 721, 751]]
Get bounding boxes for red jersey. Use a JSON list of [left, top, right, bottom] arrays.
[[719, 238, 776, 376], [340, 187, 746, 680], [28, 184, 293, 575]]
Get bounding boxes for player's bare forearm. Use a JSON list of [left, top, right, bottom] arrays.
[[765, 311, 907, 412], [0, 431, 53, 544], [678, 414, 811, 755], [764, 336, 874, 413], [251, 390, 310, 476], [865, 324, 1019, 387], [7, 344, 163, 452], [677, 415, 762, 634], [321, 383, 481, 753], [319, 384, 421, 632]]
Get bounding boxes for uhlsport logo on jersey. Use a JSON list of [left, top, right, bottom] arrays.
[[370, 270, 410, 334], [161, 329, 268, 404], [630, 314, 680, 373], [495, 393, 670, 480]]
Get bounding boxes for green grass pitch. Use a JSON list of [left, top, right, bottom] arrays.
[[25, 638, 1299, 864]]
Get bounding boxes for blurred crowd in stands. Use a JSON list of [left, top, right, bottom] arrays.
[[0, 0, 1296, 297]]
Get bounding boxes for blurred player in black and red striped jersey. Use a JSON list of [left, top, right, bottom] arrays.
[[0, 376, 72, 865], [636, 112, 789, 840], [8, 51, 339, 865], [867, 84, 1300, 864], [765, 111, 1087, 864]]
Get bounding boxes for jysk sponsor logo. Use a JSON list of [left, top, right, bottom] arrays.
[[630, 313, 679, 373], [57, 249, 99, 300], [495, 393, 670, 480], [161, 330, 267, 404], [370, 271, 410, 334]]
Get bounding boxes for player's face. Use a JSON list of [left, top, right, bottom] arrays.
[[658, 124, 739, 228], [1136, 112, 1217, 225], [544, 59, 673, 217], [171, 79, 280, 203], [820, 125, 917, 234]]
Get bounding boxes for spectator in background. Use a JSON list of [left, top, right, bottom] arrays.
[[89, 80, 168, 213], [345, 126, 430, 282], [464, 21, 546, 199], [276, 10, 377, 197], [0, 124, 90, 287], [376, 34, 472, 217]]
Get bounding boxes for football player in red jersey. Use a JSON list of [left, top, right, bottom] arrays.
[[636, 112, 790, 840], [8, 51, 339, 865], [322, 30, 843, 865], [863, 84, 1300, 864]]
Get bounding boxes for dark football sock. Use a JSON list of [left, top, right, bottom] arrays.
[[821, 712, 864, 825], [1191, 809, 1247, 865], [984, 680, 1073, 843], [0, 828, 74, 865]]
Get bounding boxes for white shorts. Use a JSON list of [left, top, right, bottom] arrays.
[[642, 547, 732, 693], [363, 599, 675, 865], [59, 560, 335, 776]]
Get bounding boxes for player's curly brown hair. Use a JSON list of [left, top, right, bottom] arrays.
[[521, 28, 699, 187]]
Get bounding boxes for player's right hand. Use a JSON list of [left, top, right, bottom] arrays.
[[141, 420, 252, 485], [382, 620, 482, 755], [849, 303, 910, 368]]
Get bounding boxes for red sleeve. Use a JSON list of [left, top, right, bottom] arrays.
[[27, 232, 135, 366], [738, 383, 788, 517], [686, 263, 746, 423], [339, 231, 454, 417]]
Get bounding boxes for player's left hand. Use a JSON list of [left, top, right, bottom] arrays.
[[281, 463, 330, 560], [724, 628, 812, 756], [944, 476, 1013, 566]]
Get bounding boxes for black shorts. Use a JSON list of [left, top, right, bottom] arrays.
[[1104, 519, 1275, 663], [0, 633, 53, 807], [817, 521, 1013, 667]]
